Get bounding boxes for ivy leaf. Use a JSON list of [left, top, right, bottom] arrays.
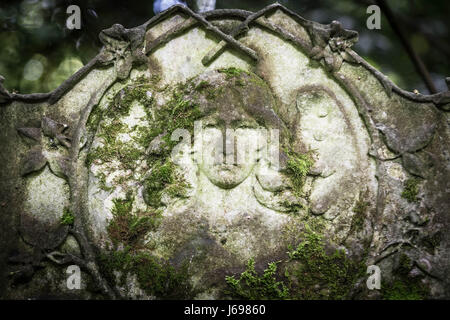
[[21, 146, 46, 176], [17, 127, 42, 143]]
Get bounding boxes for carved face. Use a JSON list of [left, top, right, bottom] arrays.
[[196, 107, 264, 189]]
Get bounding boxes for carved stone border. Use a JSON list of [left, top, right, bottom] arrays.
[[0, 3, 448, 108]]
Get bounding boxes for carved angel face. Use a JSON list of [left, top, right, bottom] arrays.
[[196, 105, 265, 189]]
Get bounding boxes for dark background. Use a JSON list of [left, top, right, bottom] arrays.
[[0, 0, 448, 95]]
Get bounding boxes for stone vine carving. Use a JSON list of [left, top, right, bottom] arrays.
[[18, 116, 71, 178]]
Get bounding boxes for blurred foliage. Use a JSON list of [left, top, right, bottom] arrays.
[[0, 0, 448, 94]]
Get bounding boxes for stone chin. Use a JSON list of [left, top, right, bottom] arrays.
[[200, 163, 255, 189]]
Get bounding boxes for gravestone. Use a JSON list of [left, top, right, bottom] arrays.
[[1, 4, 449, 299]]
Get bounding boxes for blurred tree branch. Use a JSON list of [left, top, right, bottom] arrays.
[[375, 0, 438, 93], [359, 0, 450, 57]]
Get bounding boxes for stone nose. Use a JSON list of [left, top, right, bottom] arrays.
[[219, 127, 237, 164]]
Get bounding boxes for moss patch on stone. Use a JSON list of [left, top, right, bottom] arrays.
[[139, 89, 202, 208], [218, 67, 249, 79], [99, 191, 193, 298], [86, 77, 200, 194], [193, 79, 224, 100], [284, 226, 364, 299], [349, 197, 369, 233], [107, 193, 160, 247], [225, 224, 364, 300], [86, 103, 103, 132], [382, 254, 428, 300], [104, 77, 154, 119], [90, 78, 207, 297], [143, 159, 189, 208], [383, 280, 425, 300], [85, 76, 156, 172], [60, 207, 74, 226], [225, 259, 289, 300], [283, 150, 314, 196], [401, 178, 420, 202], [144, 90, 202, 157], [98, 248, 192, 299]]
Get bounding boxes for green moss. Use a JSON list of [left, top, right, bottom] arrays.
[[281, 199, 305, 214], [382, 254, 428, 300], [383, 280, 425, 300], [86, 104, 103, 132], [85, 117, 143, 170], [60, 207, 74, 226], [143, 159, 189, 208], [133, 126, 154, 149], [218, 67, 249, 79], [236, 79, 246, 87], [144, 160, 173, 207], [107, 193, 160, 247], [225, 259, 289, 300], [194, 80, 209, 92], [134, 253, 191, 299], [216, 67, 254, 90], [248, 74, 268, 88], [86, 76, 156, 170], [99, 187, 193, 298], [397, 254, 413, 275], [86, 139, 143, 171], [99, 119, 125, 144], [138, 90, 202, 156], [86, 80, 199, 205], [98, 247, 192, 299], [136, 89, 201, 207], [98, 249, 133, 286], [104, 77, 154, 119], [225, 224, 364, 300], [85, 112, 147, 173], [284, 226, 363, 299], [212, 87, 224, 99], [96, 172, 112, 192], [150, 74, 161, 84], [100, 182, 189, 298], [283, 150, 314, 196], [204, 85, 224, 100], [401, 178, 420, 202], [350, 198, 369, 233]]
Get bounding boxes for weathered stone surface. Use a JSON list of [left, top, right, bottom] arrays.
[[0, 4, 449, 299]]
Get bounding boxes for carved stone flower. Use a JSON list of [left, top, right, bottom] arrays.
[[310, 21, 358, 72], [17, 116, 71, 178], [97, 24, 146, 80]]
